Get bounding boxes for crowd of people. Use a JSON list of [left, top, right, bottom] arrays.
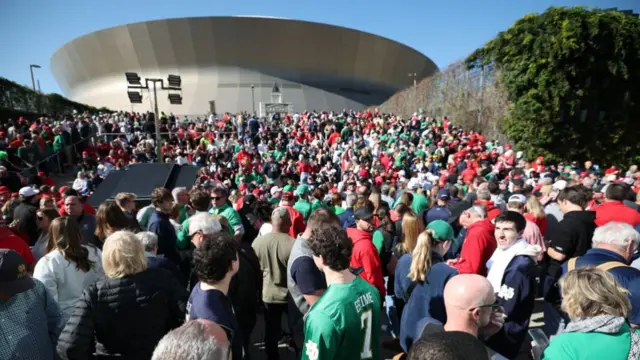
[[1, 108, 640, 360]]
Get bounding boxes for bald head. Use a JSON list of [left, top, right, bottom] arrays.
[[444, 274, 494, 311], [152, 319, 229, 360]]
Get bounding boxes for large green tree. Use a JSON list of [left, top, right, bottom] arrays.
[[467, 7, 640, 166]]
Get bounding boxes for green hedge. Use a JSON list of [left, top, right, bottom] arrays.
[[0, 77, 111, 123]]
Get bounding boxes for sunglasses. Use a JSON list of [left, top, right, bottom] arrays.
[[211, 196, 223, 200], [471, 300, 500, 312]]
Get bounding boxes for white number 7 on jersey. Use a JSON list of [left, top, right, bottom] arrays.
[[360, 309, 373, 359]]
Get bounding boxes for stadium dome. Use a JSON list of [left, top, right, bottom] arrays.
[[51, 16, 438, 116]]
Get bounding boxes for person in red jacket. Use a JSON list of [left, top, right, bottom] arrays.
[[279, 192, 306, 238], [447, 205, 497, 276], [345, 206, 386, 297], [594, 183, 640, 227], [475, 189, 501, 221], [0, 226, 36, 271]]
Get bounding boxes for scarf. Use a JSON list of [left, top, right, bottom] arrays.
[[562, 315, 640, 360], [487, 239, 541, 292]]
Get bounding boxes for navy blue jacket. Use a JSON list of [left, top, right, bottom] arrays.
[[486, 255, 537, 359], [561, 248, 640, 325], [394, 252, 458, 352], [338, 208, 356, 229], [146, 254, 186, 288], [147, 210, 181, 265]]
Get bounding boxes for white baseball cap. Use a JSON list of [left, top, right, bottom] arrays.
[[18, 186, 39, 198], [552, 180, 567, 191], [508, 194, 527, 204], [270, 186, 282, 196]]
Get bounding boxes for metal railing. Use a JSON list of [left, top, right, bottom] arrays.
[[12, 136, 94, 178]]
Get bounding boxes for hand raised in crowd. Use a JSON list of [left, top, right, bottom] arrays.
[[478, 306, 506, 340]]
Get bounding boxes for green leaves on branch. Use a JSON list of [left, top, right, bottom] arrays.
[[0, 77, 111, 122], [467, 6, 640, 166]]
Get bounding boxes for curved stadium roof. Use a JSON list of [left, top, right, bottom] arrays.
[[51, 16, 438, 114]]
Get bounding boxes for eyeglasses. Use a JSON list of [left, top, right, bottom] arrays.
[[471, 300, 500, 312]]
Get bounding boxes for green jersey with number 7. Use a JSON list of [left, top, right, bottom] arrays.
[[301, 276, 381, 360]]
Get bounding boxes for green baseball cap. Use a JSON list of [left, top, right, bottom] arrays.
[[426, 220, 454, 242], [283, 184, 295, 192], [295, 184, 309, 196]]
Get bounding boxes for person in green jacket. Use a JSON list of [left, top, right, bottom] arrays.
[[540, 267, 640, 360], [53, 128, 65, 153], [293, 184, 312, 221], [176, 189, 211, 249], [209, 187, 244, 240]]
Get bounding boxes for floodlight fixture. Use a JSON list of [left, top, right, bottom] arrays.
[[168, 93, 182, 105], [125, 72, 142, 85], [128, 91, 143, 103], [167, 74, 181, 88]]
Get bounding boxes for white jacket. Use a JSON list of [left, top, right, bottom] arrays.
[[33, 245, 105, 323]]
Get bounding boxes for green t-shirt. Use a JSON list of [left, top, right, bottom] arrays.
[[311, 199, 326, 214], [294, 199, 312, 221], [53, 134, 65, 152], [272, 150, 285, 162], [542, 323, 637, 360], [411, 193, 429, 215], [210, 203, 244, 236], [340, 127, 352, 141], [302, 276, 381, 360], [331, 205, 345, 216], [18, 145, 39, 164], [252, 172, 265, 184], [372, 230, 384, 254]]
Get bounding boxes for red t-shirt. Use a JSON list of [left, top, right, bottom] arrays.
[[594, 201, 640, 227], [0, 227, 35, 266]]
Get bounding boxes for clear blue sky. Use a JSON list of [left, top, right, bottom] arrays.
[[1, 0, 638, 96]]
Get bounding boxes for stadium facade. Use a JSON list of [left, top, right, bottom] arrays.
[[51, 16, 438, 116]]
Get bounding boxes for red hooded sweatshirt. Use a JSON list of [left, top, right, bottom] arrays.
[[454, 219, 496, 276], [346, 228, 386, 297], [475, 200, 501, 221]]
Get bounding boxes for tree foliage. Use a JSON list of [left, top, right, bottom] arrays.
[[467, 7, 640, 166], [0, 77, 111, 123]]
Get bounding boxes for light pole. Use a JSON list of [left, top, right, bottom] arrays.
[[250, 84, 256, 115], [125, 73, 182, 162], [408, 73, 417, 86], [30, 64, 41, 91]]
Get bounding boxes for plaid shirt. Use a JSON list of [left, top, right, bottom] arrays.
[[0, 279, 62, 360]]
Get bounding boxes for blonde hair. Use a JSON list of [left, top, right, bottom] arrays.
[[408, 230, 435, 282], [115, 192, 136, 208], [540, 185, 553, 197], [398, 212, 424, 255], [561, 267, 630, 320], [526, 196, 545, 220], [102, 230, 147, 279], [369, 193, 382, 214]]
